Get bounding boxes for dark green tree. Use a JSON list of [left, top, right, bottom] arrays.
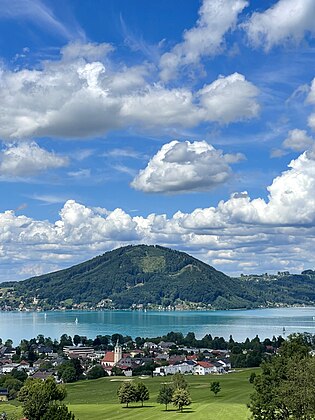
[[73, 335, 81, 346], [249, 334, 315, 419], [18, 377, 71, 420], [59, 365, 77, 383], [57, 359, 83, 383], [249, 372, 257, 384], [210, 381, 221, 397], [157, 384, 174, 411], [59, 334, 73, 348], [135, 382, 149, 407], [87, 365, 105, 380], [2, 377, 23, 399], [42, 403, 75, 420], [11, 368, 27, 383]]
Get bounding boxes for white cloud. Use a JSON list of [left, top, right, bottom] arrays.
[[131, 140, 244, 193], [61, 42, 114, 61], [0, 142, 68, 177], [198, 73, 260, 124], [270, 148, 288, 159], [3, 151, 315, 280], [67, 169, 91, 179], [104, 148, 142, 159], [306, 78, 315, 131], [159, 0, 248, 81], [245, 0, 315, 51], [0, 46, 259, 139], [0, 0, 85, 41], [29, 194, 70, 205], [282, 129, 314, 151]]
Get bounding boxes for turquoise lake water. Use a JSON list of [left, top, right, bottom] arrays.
[[2, 307, 315, 344]]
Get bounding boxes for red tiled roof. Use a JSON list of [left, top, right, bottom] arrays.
[[102, 352, 130, 363], [102, 352, 114, 363], [116, 365, 132, 370], [196, 361, 214, 368], [186, 355, 197, 361]]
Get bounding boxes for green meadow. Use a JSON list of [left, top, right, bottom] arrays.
[[0, 369, 258, 419], [65, 369, 258, 420]]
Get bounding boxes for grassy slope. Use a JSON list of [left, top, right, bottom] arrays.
[[1, 369, 258, 419], [65, 369, 258, 420]]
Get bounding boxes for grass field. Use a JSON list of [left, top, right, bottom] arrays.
[[0, 368, 259, 419], [65, 369, 258, 420]]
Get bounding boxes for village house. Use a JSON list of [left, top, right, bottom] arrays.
[[153, 360, 196, 376], [193, 361, 217, 375], [158, 341, 176, 351], [143, 342, 158, 351], [0, 389, 8, 402], [0, 363, 19, 374]]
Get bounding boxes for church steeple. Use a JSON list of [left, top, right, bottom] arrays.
[[114, 339, 122, 364]]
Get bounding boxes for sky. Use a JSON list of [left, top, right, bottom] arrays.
[[1, 0, 315, 281]]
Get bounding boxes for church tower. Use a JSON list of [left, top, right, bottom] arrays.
[[114, 340, 122, 364]]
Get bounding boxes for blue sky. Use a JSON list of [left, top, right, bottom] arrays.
[[1, 0, 315, 281]]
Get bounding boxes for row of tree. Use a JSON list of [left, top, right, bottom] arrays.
[[250, 333, 315, 419], [117, 373, 222, 413], [117, 372, 193, 412]]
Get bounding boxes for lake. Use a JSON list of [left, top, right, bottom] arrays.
[[2, 307, 315, 344]]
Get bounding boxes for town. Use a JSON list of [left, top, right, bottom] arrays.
[[0, 330, 282, 402]]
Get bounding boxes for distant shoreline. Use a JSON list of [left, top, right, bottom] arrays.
[[1, 304, 314, 314]]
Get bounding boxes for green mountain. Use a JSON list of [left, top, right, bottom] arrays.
[[2, 245, 315, 310], [2, 244, 261, 310]]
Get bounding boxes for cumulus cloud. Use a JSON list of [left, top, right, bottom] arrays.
[[244, 0, 315, 51], [159, 0, 248, 81], [3, 150, 315, 280], [0, 142, 68, 177], [282, 129, 314, 151], [0, 44, 259, 139], [197, 73, 260, 124], [131, 140, 244, 193]]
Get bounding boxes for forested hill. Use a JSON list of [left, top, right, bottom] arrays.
[[2, 245, 260, 310], [2, 245, 315, 310]]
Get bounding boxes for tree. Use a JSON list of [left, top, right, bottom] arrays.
[[4, 339, 13, 349], [57, 359, 83, 383], [2, 377, 23, 399], [210, 381, 221, 397], [42, 403, 75, 420], [172, 388, 192, 412], [73, 334, 81, 346], [135, 382, 149, 407], [59, 365, 77, 383], [59, 334, 73, 348], [172, 372, 188, 390], [117, 382, 137, 408], [18, 377, 73, 420], [87, 365, 105, 380], [249, 334, 315, 419], [157, 384, 174, 411], [11, 368, 27, 383], [249, 372, 256, 384]]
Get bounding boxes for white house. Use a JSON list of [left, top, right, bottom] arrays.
[[193, 361, 217, 375], [153, 361, 196, 376], [1, 363, 20, 374]]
